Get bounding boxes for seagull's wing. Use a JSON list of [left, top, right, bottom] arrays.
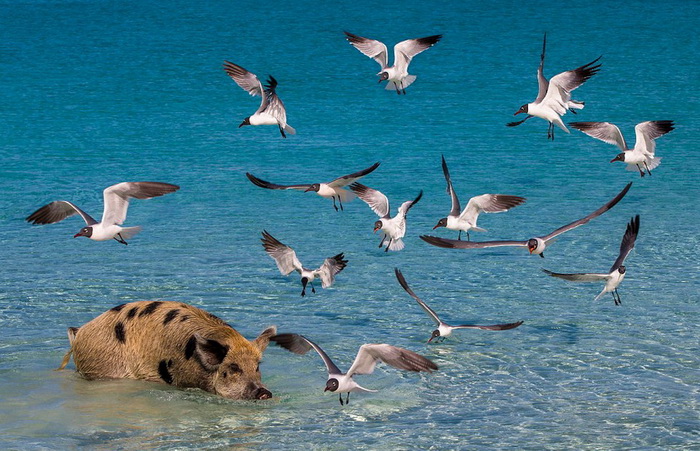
[[542, 182, 632, 242], [260, 231, 303, 275], [397, 190, 423, 218], [548, 56, 602, 93], [223, 61, 263, 97], [393, 34, 442, 73], [26, 201, 98, 226], [344, 32, 388, 68], [452, 321, 524, 331], [316, 253, 348, 288], [394, 268, 441, 326], [349, 183, 390, 218], [258, 75, 288, 125], [610, 215, 640, 273], [102, 182, 179, 225], [534, 32, 549, 104], [245, 173, 311, 191], [459, 194, 526, 223], [634, 120, 674, 157], [542, 269, 610, 282], [270, 334, 342, 376], [569, 122, 627, 151], [327, 162, 381, 188], [441, 155, 461, 216], [420, 235, 527, 249], [347, 344, 437, 377]]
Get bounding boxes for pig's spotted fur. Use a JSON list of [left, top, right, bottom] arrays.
[[59, 301, 276, 400]]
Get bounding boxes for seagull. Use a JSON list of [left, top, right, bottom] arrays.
[[395, 269, 523, 342], [350, 183, 423, 252], [543, 215, 639, 305], [433, 155, 526, 240], [570, 121, 675, 177], [507, 33, 602, 140], [344, 31, 442, 95], [26, 182, 180, 244], [260, 231, 347, 296], [223, 61, 296, 138], [421, 182, 632, 258], [245, 162, 380, 211], [270, 333, 437, 405]]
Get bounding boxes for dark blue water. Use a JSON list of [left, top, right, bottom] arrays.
[[1, 0, 699, 448]]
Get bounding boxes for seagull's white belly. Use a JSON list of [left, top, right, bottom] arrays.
[[623, 151, 646, 165], [446, 215, 472, 232], [90, 224, 121, 241], [605, 270, 625, 291], [249, 113, 279, 126], [382, 217, 406, 239], [316, 184, 337, 198], [438, 324, 453, 337]]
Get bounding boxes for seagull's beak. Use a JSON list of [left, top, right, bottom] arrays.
[[73, 233, 81, 238], [514, 111, 521, 116], [427, 336, 434, 343], [304, 187, 313, 192], [373, 225, 380, 233], [432, 224, 440, 230], [324, 386, 330, 392]]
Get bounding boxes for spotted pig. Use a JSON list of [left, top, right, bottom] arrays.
[[59, 301, 276, 400]]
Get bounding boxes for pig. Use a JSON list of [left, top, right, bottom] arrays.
[[58, 300, 276, 400]]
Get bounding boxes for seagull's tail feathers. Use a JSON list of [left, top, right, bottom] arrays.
[[119, 226, 142, 240], [567, 99, 585, 110], [387, 238, 405, 252], [283, 124, 296, 135], [625, 157, 661, 172], [352, 384, 378, 393], [471, 226, 487, 233], [385, 75, 417, 91]]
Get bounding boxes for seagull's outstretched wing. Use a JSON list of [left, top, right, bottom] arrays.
[[452, 321, 524, 331], [634, 120, 674, 157], [101, 182, 179, 225], [421, 235, 527, 249], [316, 253, 348, 288], [270, 333, 342, 376], [397, 190, 423, 217], [395, 268, 441, 326], [542, 269, 609, 282], [347, 344, 437, 377], [459, 194, 526, 223], [246, 173, 312, 191], [392, 34, 442, 73], [534, 32, 549, 104], [344, 32, 388, 69], [441, 155, 461, 216], [350, 183, 390, 218], [26, 201, 98, 226], [548, 56, 602, 93], [223, 61, 263, 96], [570, 122, 628, 151], [542, 182, 631, 242], [610, 215, 639, 273], [328, 162, 380, 188], [261, 231, 303, 275]]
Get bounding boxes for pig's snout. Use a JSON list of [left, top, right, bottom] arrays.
[[255, 387, 272, 400]]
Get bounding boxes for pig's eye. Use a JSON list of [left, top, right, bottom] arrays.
[[229, 363, 242, 374]]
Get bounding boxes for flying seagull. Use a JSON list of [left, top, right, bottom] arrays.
[[433, 155, 526, 240], [26, 182, 180, 244], [570, 121, 675, 177], [344, 31, 442, 94], [245, 162, 380, 211], [270, 333, 437, 405], [261, 231, 347, 296], [395, 268, 523, 342], [508, 33, 601, 140], [543, 215, 639, 305], [421, 182, 632, 258], [223, 61, 296, 138], [350, 183, 423, 252]]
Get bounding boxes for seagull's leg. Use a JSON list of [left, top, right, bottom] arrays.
[[385, 239, 392, 252], [311, 282, 316, 294], [458, 231, 462, 241], [636, 164, 645, 177], [301, 287, 306, 297], [569, 108, 578, 114], [614, 289, 622, 306], [466, 231, 471, 242], [539, 253, 545, 259], [338, 196, 344, 211], [279, 126, 287, 138], [332, 196, 339, 211], [378, 235, 385, 248], [339, 394, 344, 406], [114, 234, 128, 245], [346, 393, 350, 404], [644, 161, 652, 176]]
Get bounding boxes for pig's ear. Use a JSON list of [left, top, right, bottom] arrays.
[[193, 334, 230, 371], [253, 326, 277, 352]]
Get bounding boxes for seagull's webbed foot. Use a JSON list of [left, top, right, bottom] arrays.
[[644, 161, 653, 177], [301, 289, 306, 297], [457, 231, 462, 241], [613, 289, 622, 306], [339, 394, 344, 406], [547, 123, 555, 141], [279, 126, 287, 138], [539, 253, 545, 259], [346, 393, 350, 404], [637, 165, 645, 177], [384, 239, 392, 252], [114, 234, 128, 245], [311, 284, 316, 294]]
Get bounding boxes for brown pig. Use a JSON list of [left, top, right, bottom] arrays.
[[59, 300, 276, 400]]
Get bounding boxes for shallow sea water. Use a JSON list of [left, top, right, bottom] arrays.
[[1, 0, 699, 449]]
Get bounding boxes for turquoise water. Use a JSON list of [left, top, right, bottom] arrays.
[[2, 0, 699, 448]]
